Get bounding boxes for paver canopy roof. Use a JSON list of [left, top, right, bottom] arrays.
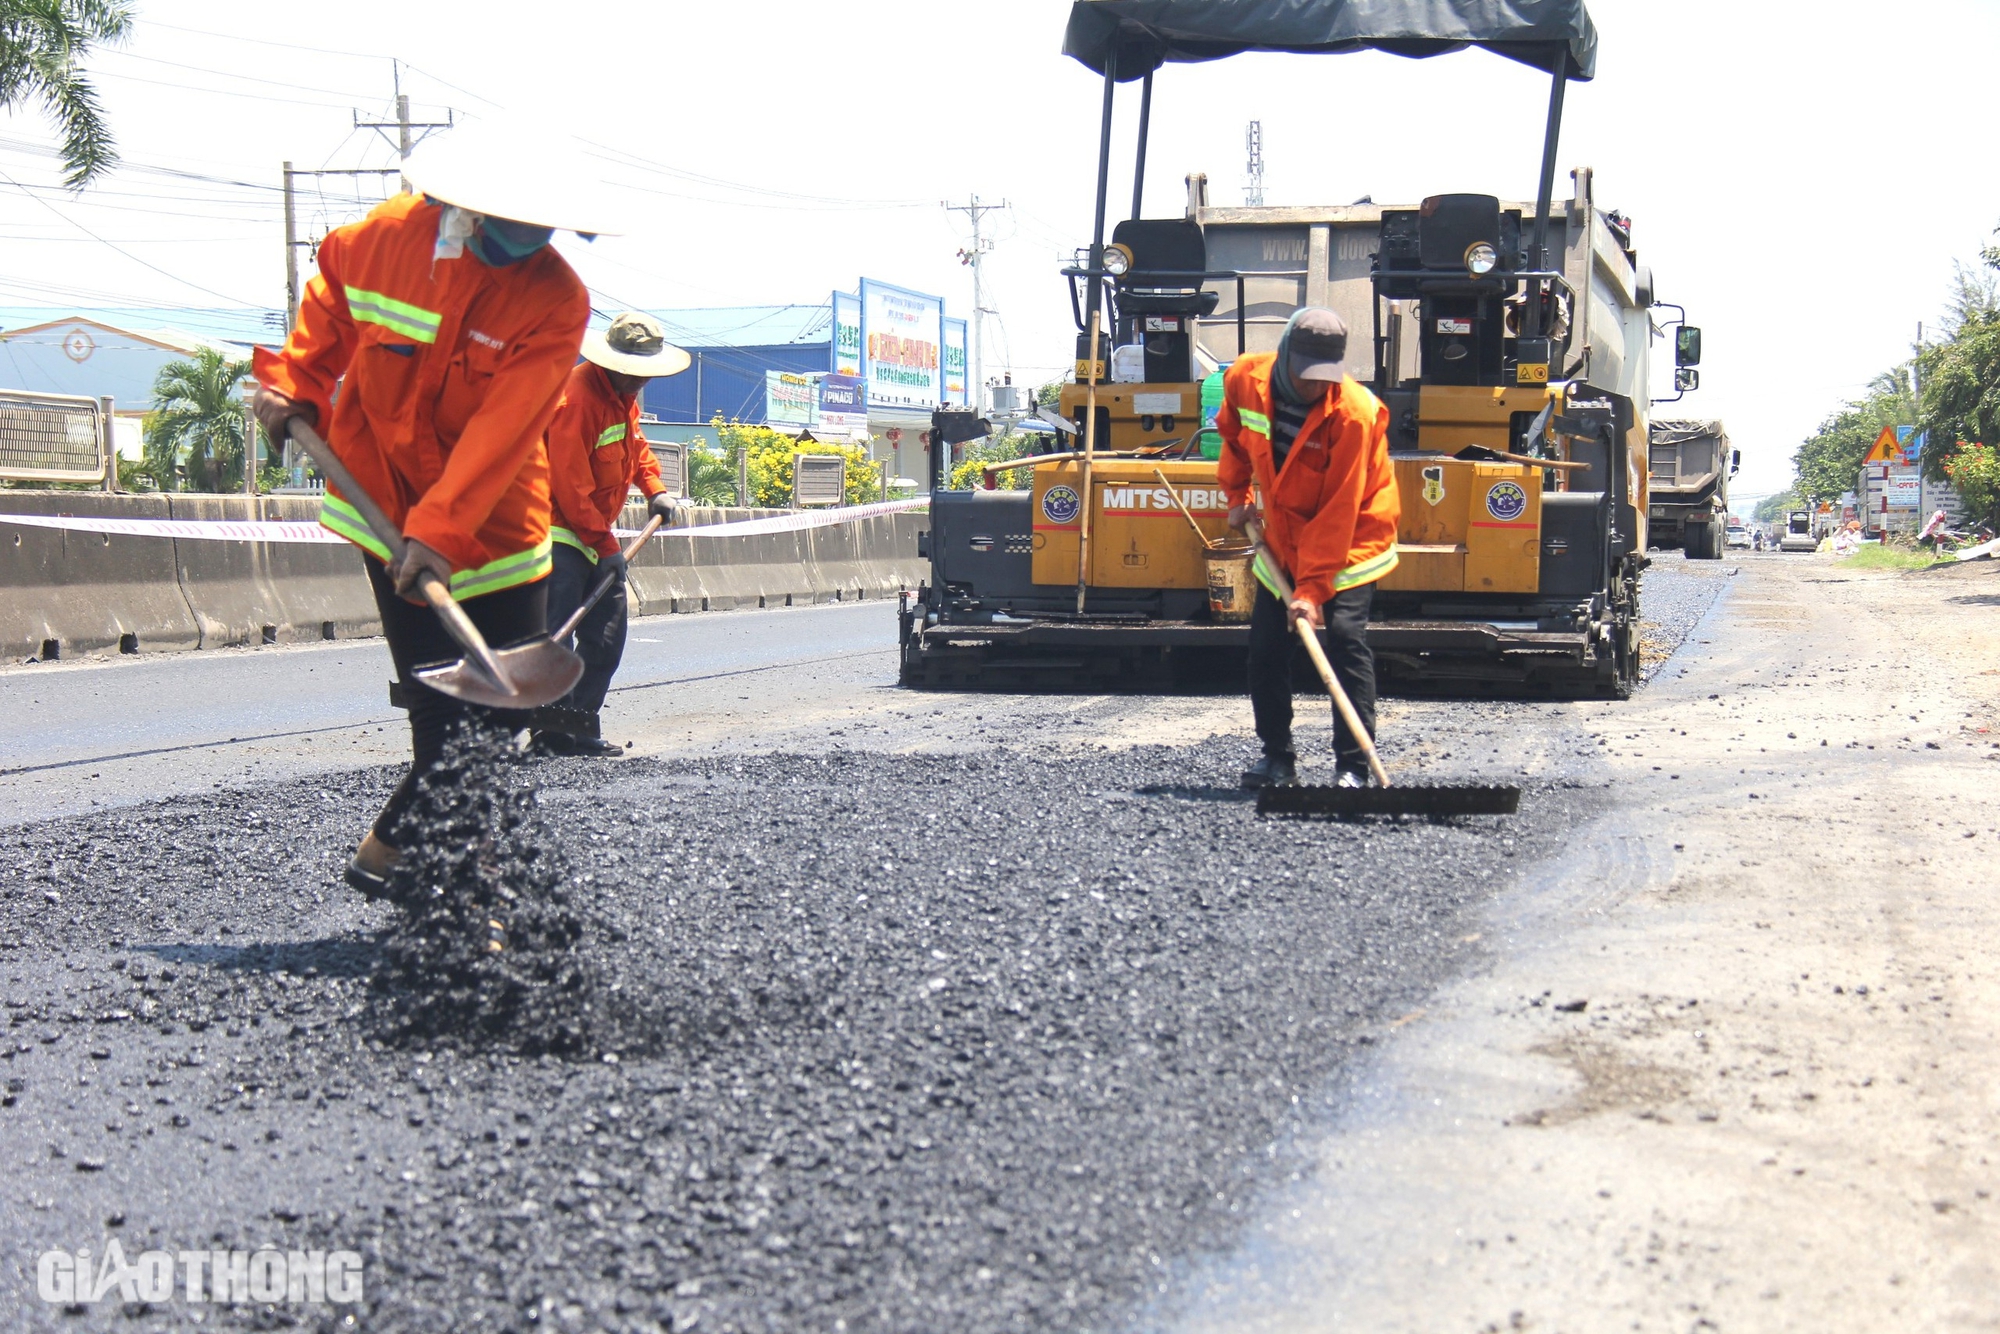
[[1062, 0, 1597, 81]]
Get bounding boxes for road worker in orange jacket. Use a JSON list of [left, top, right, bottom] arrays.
[[250, 127, 614, 896], [535, 312, 691, 757], [1217, 307, 1400, 789]]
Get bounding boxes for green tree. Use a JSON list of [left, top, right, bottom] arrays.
[[698, 418, 888, 507], [1791, 365, 1915, 504], [1918, 258, 2000, 480], [1751, 490, 1798, 524], [948, 429, 1043, 490], [0, 0, 133, 187], [1942, 443, 2000, 528], [143, 348, 260, 492]]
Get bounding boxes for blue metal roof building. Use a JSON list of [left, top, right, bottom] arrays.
[[629, 305, 832, 426]]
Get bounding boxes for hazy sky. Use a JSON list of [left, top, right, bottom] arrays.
[[2, 0, 1995, 500]]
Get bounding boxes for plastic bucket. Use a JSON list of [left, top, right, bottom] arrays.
[[1204, 543, 1256, 622]]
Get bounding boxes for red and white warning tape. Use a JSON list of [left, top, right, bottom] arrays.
[[0, 499, 927, 545], [621, 498, 927, 539], [0, 514, 346, 543]]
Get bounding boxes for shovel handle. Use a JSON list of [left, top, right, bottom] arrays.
[[1244, 518, 1392, 789], [284, 418, 406, 561], [286, 416, 513, 696], [416, 572, 513, 689], [553, 512, 663, 642]]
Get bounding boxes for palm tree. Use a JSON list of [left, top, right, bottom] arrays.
[[144, 348, 257, 493], [0, 0, 133, 187]]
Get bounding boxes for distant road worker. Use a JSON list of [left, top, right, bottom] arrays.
[[534, 312, 691, 756], [1219, 308, 1400, 789], [250, 125, 618, 897]]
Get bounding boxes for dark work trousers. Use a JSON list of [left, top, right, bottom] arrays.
[[545, 543, 628, 716], [1246, 581, 1377, 771], [364, 555, 545, 842]]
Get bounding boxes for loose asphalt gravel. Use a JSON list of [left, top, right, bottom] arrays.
[[0, 557, 1730, 1333]]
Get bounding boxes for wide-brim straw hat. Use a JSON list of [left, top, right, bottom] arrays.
[[404, 120, 626, 237], [582, 312, 691, 379]]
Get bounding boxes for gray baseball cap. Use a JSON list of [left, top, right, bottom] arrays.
[[1286, 307, 1348, 383]]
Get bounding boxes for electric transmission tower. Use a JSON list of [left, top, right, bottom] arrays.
[[1244, 120, 1265, 207]]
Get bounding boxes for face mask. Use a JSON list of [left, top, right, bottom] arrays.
[[475, 217, 555, 266], [433, 203, 480, 261]]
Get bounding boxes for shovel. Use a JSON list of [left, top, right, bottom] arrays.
[[1242, 518, 1520, 819], [551, 512, 665, 642], [284, 418, 583, 710]]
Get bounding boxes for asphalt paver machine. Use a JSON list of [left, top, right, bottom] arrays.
[[903, 0, 1674, 698]]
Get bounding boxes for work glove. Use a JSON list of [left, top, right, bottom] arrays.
[[391, 539, 454, 604], [646, 493, 681, 522], [598, 549, 628, 583]]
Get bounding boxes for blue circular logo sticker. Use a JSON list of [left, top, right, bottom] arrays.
[[1485, 481, 1528, 522], [1041, 484, 1082, 525]]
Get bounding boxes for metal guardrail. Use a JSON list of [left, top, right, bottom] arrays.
[[0, 390, 108, 484]]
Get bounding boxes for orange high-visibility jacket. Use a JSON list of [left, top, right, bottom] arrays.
[[252, 193, 590, 598], [1216, 352, 1400, 606], [545, 362, 667, 562]]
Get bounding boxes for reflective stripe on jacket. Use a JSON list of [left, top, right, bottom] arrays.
[[1215, 352, 1400, 606], [251, 193, 589, 596], [544, 362, 667, 561]]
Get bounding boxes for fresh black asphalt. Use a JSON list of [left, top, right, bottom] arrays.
[[0, 557, 1731, 1332]]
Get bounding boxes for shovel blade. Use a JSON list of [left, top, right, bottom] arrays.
[[414, 639, 585, 710]]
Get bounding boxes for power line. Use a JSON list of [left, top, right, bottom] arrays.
[[0, 167, 266, 308]]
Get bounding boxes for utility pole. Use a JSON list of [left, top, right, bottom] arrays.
[[1244, 120, 1266, 207], [945, 195, 1009, 414], [282, 160, 298, 331], [281, 166, 402, 331], [354, 62, 453, 192]]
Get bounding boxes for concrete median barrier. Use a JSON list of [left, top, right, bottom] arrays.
[[0, 493, 924, 660], [165, 495, 378, 647], [0, 492, 200, 660]]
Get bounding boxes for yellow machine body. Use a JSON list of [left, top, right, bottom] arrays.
[[1029, 379, 1573, 599], [1056, 381, 1204, 454], [1030, 457, 1231, 589]]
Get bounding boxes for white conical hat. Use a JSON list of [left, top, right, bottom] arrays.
[[404, 119, 626, 237]]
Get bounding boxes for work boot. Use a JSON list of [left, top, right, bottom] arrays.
[[1239, 752, 1298, 789], [1335, 767, 1371, 788], [534, 729, 625, 759], [345, 831, 402, 899]]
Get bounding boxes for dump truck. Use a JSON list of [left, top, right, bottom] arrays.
[[1646, 419, 1738, 559], [902, 0, 1700, 699]]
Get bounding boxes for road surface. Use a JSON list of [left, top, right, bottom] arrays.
[[3, 554, 1991, 1330]]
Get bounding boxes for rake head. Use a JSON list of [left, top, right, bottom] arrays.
[[1256, 782, 1522, 819]]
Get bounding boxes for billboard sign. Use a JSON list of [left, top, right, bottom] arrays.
[[942, 317, 969, 407], [860, 278, 942, 410], [764, 370, 817, 428], [818, 373, 868, 433], [831, 291, 863, 377]]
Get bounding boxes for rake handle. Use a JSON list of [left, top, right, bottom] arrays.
[[1243, 518, 1392, 789], [553, 513, 663, 642], [285, 416, 511, 692]]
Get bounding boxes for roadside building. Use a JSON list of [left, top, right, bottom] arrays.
[[635, 281, 972, 491], [0, 307, 273, 461]]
